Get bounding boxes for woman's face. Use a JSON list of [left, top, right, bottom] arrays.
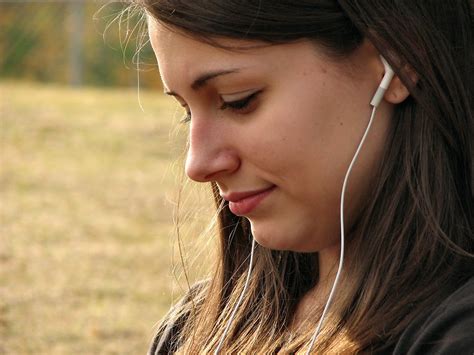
[[149, 21, 394, 253]]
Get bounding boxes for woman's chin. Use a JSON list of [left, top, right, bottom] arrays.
[[249, 221, 331, 253], [250, 224, 301, 252]]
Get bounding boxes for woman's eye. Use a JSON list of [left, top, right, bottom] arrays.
[[180, 111, 192, 124], [220, 90, 262, 113], [178, 90, 262, 124]]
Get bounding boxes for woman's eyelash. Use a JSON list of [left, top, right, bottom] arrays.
[[179, 90, 262, 124], [220, 90, 262, 111], [180, 111, 191, 124]]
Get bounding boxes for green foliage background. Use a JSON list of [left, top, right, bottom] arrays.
[[0, 1, 162, 88]]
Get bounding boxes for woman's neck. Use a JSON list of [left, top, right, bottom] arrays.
[[290, 244, 341, 331]]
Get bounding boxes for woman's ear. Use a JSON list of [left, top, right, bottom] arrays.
[[384, 66, 418, 104]]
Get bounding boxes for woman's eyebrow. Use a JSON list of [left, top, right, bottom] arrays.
[[164, 68, 241, 96]]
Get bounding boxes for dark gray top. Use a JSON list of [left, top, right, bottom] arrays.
[[392, 276, 474, 354]]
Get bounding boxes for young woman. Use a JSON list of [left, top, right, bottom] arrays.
[[135, 1, 473, 353]]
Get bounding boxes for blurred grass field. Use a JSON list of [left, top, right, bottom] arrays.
[[0, 81, 213, 354]]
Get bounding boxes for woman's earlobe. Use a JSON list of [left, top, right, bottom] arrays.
[[384, 66, 419, 104], [384, 76, 411, 104]]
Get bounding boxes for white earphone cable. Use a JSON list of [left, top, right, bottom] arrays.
[[305, 104, 378, 354], [214, 106, 378, 355]]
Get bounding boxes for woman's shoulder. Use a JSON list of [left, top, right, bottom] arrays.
[[392, 276, 474, 354], [148, 280, 209, 355]]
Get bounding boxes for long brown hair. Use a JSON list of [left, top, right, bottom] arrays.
[[136, 0, 474, 353]]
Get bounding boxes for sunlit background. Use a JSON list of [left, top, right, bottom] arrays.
[[0, 1, 212, 353]]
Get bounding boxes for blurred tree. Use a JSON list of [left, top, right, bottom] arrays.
[[0, 1, 162, 89]]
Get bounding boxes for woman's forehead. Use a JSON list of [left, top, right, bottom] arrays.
[[148, 21, 275, 66], [148, 21, 340, 92]]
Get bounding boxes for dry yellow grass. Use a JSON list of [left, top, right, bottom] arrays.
[[0, 81, 213, 354]]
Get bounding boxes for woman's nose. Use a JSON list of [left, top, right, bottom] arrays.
[[184, 120, 240, 182]]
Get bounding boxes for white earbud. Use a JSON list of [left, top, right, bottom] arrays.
[[370, 55, 395, 107]]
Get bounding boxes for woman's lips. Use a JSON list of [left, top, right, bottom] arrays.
[[224, 186, 276, 215]]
